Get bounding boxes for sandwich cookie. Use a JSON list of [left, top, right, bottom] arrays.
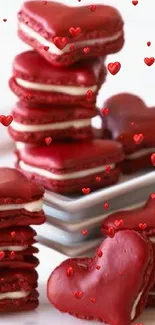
[[47, 230, 154, 324], [103, 93, 155, 174], [16, 139, 124, 194], [0, 269, 38, 312], [0, 168, 45, 228], [101, 195, 155, 250], [18, 1, 124, 66], [9, 101, 100, 143], [0, 226, 39, 269], [9, 51, 106, 106]]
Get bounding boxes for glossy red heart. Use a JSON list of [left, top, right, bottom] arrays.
[[139, 223, 147, 230], [53, 37, 68, 50], [83, 47, 90, 54], [132, 1, 138, 5], [108, 62, 121, 75], [48, 230, 153, 324], [144, 57, 155, 66], [69, 27, 81, 37], [0, 115, 13, 126], [89, 5, 96, 12], [133, 133, 144, 144], [0, 251, 5, 260], [44, 46, 49, 51], [82, 188, 90, 195], [45, 137, 52, 145]]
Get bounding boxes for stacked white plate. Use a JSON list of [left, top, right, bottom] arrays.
[[34, 169, 155, 256]]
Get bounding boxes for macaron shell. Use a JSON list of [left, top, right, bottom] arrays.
[[0, 226, 36, 243], [0, 211, 46, 228], [0, 291, 39, 313], [120, 154, 154, 174], [0, 168, 44, 201], [0, 253, 39, 269]]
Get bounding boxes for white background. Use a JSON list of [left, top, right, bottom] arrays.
[[0, 1, 154, 325]]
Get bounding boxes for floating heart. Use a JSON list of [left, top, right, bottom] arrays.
[[103, 203, 109, 209], [53, 37, 68, 50], [144, 57, 155, 66], [108, 62, 121, 75], [82, 230, 88, 236], [48, 230, 152, 324], [101, 108, 109, 116], [151, 153, 155, 166], [0, 251, 5, 260], [82, 188, 90, 195], [86, 90, 94, 102], [83, 47, 90, 54], [3, 19, 7, 22], [96, 176, 101, 182], [114, 219, 123, 227], [139, 223, 147, 230], [0, 115, 13, 126], [132, 1, 138, 5], [69, 44, 75, 51], [89, 5, 96, 12], [44, 46, 49, 51], [147, 41, 151, 47], [69, 27, 81, 37], [45, 137, 52, 145], [133, 133, 144, 144]]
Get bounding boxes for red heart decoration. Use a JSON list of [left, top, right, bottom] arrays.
[[147, 41, 151, 47], [114, 219, 123, 227], [82, 188, 90, 195], [44, 46, 49, 51], [69, 44, 75, 51], [0, 115, 13, 126], [69, 27, 81, 37], [107, 226, 115, 237], [108, 62, 121, 75], [96, 176, 101, 182], [86, 90, 94, 101], [139, 223, 147, 230], [132, 1, 138, 5], [45, 137, 52, 145], [101, 108, 109, 116], [151, 153, 155, 166], [48, 230, 152, 324], [83, 47, 90, 54], [53, 37, 68, 50], [144, 57, 155, 66], [133, 133, 144, 144], [82, 230, 88, 236], [103, 203, 109, 209], [89, 5, 96, 12], [0, 251, 5, 260], [3, 19, 7, 22]]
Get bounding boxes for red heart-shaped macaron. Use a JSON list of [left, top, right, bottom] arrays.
[[47, 230, 153, 325]]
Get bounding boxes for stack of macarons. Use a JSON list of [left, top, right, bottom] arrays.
[[0, 168, 45, 312], [8, 1, 125, 194]]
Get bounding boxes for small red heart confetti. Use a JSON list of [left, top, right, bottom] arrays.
[[82, 229, 88, 236], [24, 93, 32, 100], [89, 5, 96, 12], [45, 137, 52, 145], [151, 193, 155, 199], [0, 115, 13, 126], [96, 265, 101, 270], [131, 122, 134, 126], [114, 220, 123, 227], [11, 231, 16, 238], [108, 62, 121, 75], [144, 57, 155, 66], [43, 1, 47, 4], [44, 46, 49, 51], [132, 1, 138, 5], [105, 165, 111, 174], [96, 176, 101, 182], [147, 41, 151, 47], [25, 21, 29, 25], [103, 202, 109, 209], [82, 188, 90, 195], [151, 153, 155, 166], [53, 37, 68, 50], [3, 19, 7, 22], [69, 44, 75, 51], [74, 291, 84, 299], [10, 251, 16, 259], [69, 27, 81, 37], [66, 266, 74, 278], [90, 297, 96, 303], [83, 47, 90, 54], [101, 108, 109, 116], [139, 223, 147, 230], [107, 226, 116, 238], [97, 250, 103, 258], [0, 251, 5, 260], [133, 133, 144, 144], [86, 90, 94, 101]]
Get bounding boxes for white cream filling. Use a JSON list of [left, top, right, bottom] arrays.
[[149, 237, 155, 243], [0, 199, 42, 212], [0, 245, 28, 251], [126, 148, 155, 160], [11, 118, 92, 132], [0, 291, 30, 300], [19, 161, 115, 181], [15, 78, 97, 96], [19, 22, 123, 55], [131, 291, 143, 320]]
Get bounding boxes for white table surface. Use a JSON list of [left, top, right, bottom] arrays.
[[0, 243, 153, 325]]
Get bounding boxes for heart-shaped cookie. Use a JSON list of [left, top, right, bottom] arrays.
[[102, 195, 155, 244], [103, 93, 155, 173], [47, 230, 154, 325]]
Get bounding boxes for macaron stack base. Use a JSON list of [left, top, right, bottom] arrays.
[[0, 168, 45, 312]]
